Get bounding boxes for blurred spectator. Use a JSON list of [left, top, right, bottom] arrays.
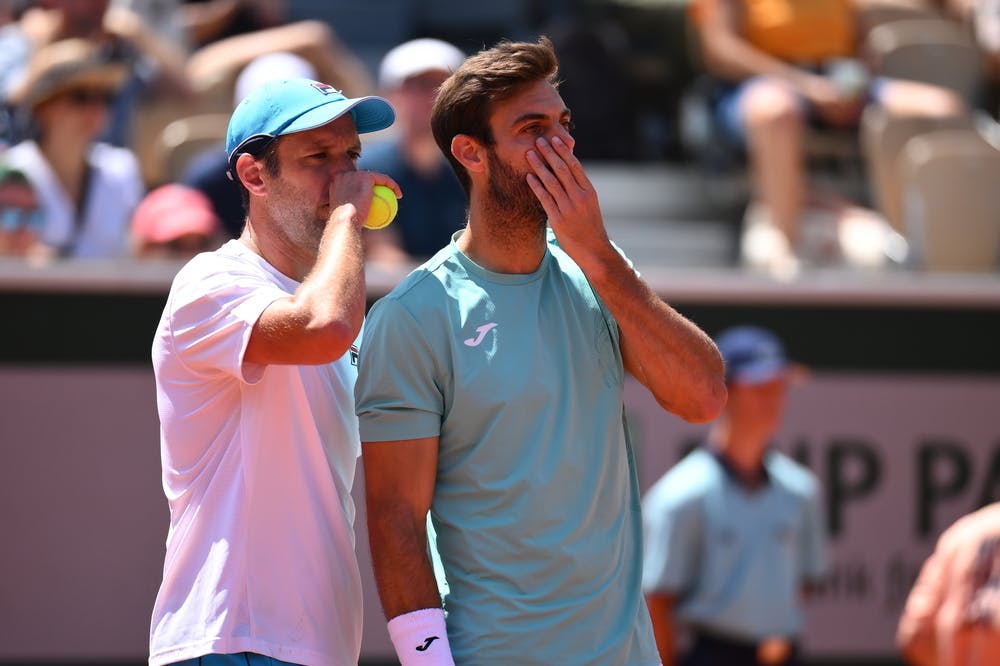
[[688, 0, 965, 277], [3, 37, 144, 258], [0, 163, 45, 258], [0, 2, 37, 139], [359, 37, 467, 265], [898, 501, 1000, 666], [931, 0, 1000, 114], [111, 0, 190, 51], [642, 325, 827, 666], [180, 50, 318, 238], [1, 0, 191, 146], [179, 0, 285, 48], [183, 1, 374, 101], [130, 182, 221, 259]]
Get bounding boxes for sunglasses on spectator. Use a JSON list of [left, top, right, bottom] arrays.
[[63, 88, 116, 106], [0, 207, 42, 231]]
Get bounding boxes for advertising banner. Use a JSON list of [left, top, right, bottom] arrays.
[[626, 373, 1000, 658]]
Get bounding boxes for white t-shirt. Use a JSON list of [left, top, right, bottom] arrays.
[[3, 140, 143, 258], [149, 240, 363, 666]]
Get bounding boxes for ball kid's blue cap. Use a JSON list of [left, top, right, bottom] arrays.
[[716, 325, 792, 386], [226, 78, 395, 179]]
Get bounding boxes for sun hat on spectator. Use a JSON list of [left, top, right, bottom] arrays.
[[8, 38, 128, 111]]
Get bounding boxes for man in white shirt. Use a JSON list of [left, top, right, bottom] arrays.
[[148, 77, 397, 666]]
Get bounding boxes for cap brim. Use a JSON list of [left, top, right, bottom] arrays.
[[729, 359, 788, 386], [729, 361, 811, 386], [283, 95, 395, 137]]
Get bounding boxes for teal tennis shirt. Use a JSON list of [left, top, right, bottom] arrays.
[[356, 232, 659, 665]]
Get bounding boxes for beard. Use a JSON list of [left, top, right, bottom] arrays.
[[484, 148, 547, 242], [262, 174, 326, 250]]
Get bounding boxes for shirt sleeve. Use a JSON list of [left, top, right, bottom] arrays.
[[167, 262, 287, 382], [642, 481, 703, 595], [355, 296, 445, 442]]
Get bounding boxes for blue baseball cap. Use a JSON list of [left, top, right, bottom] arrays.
[[226, 78, 395, 177], [716, 326, 792, 385]]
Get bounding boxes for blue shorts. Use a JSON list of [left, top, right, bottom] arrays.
[[168, 654, 301, 666], [713, 75, 889, 147]]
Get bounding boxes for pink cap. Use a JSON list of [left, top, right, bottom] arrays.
[[132, 184, 220, 244]]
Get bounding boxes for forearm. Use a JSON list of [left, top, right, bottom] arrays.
[[363, 438, 444, 619], [580, 245, 726, 423], [180, 0, 240, 46], [367, 510, 443, 618], [104, 7, 191, 92], [646, 593, 679, 666], [294, 206, 367, 352]]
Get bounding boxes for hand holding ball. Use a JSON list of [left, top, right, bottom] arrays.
[[364, 185, 398, 230]]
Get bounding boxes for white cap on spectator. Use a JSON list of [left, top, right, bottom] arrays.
[[378, 38, 465, 90], [234, 52, 318, 107]]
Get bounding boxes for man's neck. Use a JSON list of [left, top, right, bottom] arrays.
[[240, 219, 308, 282], [459, 202, 547, 274], [711, 423, 770, 488]]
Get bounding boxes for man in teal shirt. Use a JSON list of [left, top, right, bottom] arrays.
[[355, 37, 727, 665]]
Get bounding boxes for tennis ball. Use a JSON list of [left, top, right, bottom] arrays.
[[364, 185, 398, 230]]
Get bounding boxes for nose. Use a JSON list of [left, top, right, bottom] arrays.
[[328, 157, 358, 178]]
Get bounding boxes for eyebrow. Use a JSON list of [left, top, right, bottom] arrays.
[[509, 108, 572, 128], [299, 138, 362, 154]]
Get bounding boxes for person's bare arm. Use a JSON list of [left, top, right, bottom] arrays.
[[362, 437, 444, 618], [646, 592, 680, 666], [696, 0, 863, 126], [179, 0, 241, 46], [897, 546, 949, 666], [186, 21, 375, 99], [243, 170, 398, 366], [104, 5, 192, 95], [526, 136, 726, 424]]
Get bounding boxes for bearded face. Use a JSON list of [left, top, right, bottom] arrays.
[[484, 146, 547, 235]]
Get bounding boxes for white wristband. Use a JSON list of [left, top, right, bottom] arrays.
[[387, 608, 456, 666]]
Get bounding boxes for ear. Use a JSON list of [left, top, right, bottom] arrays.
[[451, 134, 486, 175], [234, 153, 267, 196]]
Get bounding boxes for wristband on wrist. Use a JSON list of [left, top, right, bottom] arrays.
[[387, 607, 456, 666]]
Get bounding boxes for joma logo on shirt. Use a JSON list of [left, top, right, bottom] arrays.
[[464, 322, 498, 347]]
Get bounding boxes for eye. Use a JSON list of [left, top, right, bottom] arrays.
[[562, 119, 576, 132]]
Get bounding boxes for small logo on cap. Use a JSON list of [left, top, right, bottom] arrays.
[[312, 83, 341, 95]]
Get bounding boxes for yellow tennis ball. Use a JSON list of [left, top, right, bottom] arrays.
[[364, 185, 398, 230]]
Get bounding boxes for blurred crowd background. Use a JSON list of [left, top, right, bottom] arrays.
[[0, 0, 997, 278], [1, 4, 998, 666]]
